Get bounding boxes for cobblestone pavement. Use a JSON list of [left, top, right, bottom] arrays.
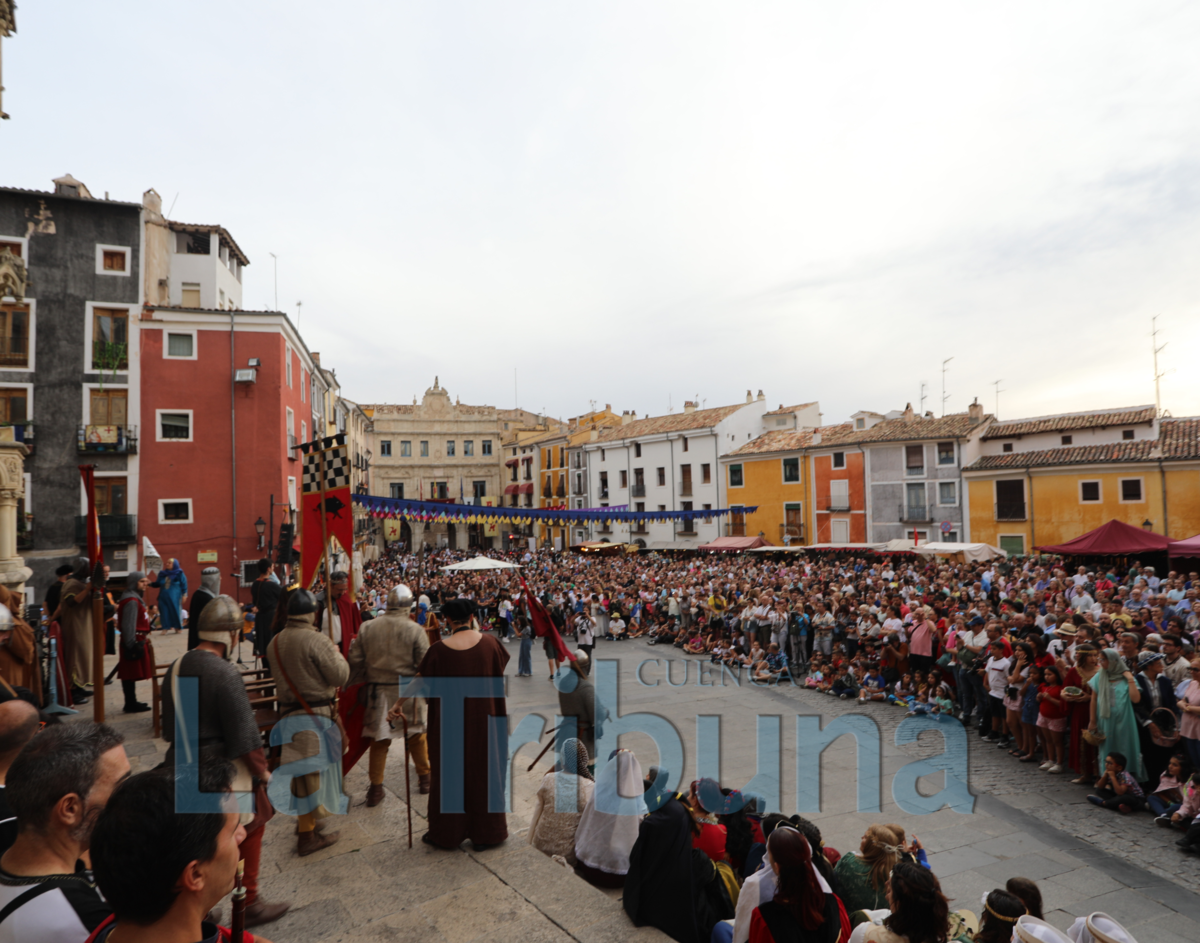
[[72, 632, 1200, 943]]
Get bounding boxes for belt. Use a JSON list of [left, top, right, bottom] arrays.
[[281, 698, 333, 712]]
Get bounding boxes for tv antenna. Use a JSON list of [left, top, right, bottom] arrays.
[[1151, 316, 1169, 417], [993, 379, 1004, 418], [919, 382, 927, 414], [941, 357, 954, 416]]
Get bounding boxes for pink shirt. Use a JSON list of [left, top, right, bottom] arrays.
[[1181, 681, 1200, 741], [910, 620, 934, 658]]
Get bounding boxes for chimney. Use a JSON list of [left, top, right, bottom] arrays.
[[683, 401, 696, 413], [757, 390, 765, 401], [605, 403, 611, 411], [811, 432, 822, 445], [312, 352, 321, 366], [903, 403, 915, 422], [968, 398, 984, 424], [745, 390, 753, 404], [590, 429, 600, 441], [621, 411, 632, 425], [53, 173, 93, 199], [924, 410, 934, 418]]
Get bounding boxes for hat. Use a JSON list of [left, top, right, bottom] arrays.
[[968, 616, 984, 626], [1055, 623, 1078, 637], [1082, 912, 1139, 943], [1014, 916, 1072, 943], [1136, 651, 1164, 671]]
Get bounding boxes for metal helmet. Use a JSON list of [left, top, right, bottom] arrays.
[[387, 583, 415, 611], [197, 594, 243, 659], [288, 588, 318, 616]]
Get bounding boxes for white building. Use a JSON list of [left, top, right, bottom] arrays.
[[581, 392, 770, 548]]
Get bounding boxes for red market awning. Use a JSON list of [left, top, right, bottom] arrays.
[[1169, 534, 1200, 558], [698, 535, 772, 551], [1035, 519, 1172, 556], [518, 483, 534, 494], [505, 457, 518, 467], [504, 484, 519, 495]]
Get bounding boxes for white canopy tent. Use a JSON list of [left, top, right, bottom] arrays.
[[440, 556, 523, 572], [880, 539, 1006, 562]]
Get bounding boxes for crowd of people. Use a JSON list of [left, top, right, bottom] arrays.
[[1, 536, 1195, 942]]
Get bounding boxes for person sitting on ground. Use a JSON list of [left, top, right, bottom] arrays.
[[748, 826, 846, 943], [858, 666, 888, 704], [1148, 754, 1189, 819], [764, 643, 789, 682], [0, 723, 129, 940], [608, 612, 627, 640], [626, 616, 646, 640], [86, 763, 274, 943], [685, 779, 729, 864], [527, 738, 594, 866], [1087, 752, 1146, 813], [892, 673, 915, 706], [847, 859, 967, 943], [834, 824, 906, 919], [971, 889, 1026, 943], [1004, 877, 1043, 921], [686, 630, 707, 655], [830, 664, 860, 699]]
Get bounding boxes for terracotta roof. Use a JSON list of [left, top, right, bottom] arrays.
[[846, 411, 993, 444], [726, 423, 856, 456], [592, 403, 747, 442], [0, 185, 142, 208], [764, 402, 817, 417], [168, 221, 250, 266], [965, 418, 1200, 470], [981, 406, 1155, 440]]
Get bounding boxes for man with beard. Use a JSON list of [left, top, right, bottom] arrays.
[[186, 566, 222, 651], [0, 723, 129, 940], [316, 570, 362, 660], [115, 572, 154, 714]]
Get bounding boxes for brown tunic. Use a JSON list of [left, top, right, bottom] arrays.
[[420, 633, 510, 848]]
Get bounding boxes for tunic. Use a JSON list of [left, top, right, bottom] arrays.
[[58, 577, 94, 685], [151, 567, 187, 633], [347, 608, 429, 740], [116, 592, 154, 681], [420, 634, 510, 848], [527, 772, 593, 865]]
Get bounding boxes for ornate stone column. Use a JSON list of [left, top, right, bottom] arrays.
[[0, 441, 31, 595]]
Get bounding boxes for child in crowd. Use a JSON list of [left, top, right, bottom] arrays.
[[830, 664, 860, 699], [1147, 754, 1189, 818], [893, 672, 915, 706], [1035, 665, 1068, 773], [685, 631, 706, 654], [857, 666, 888, 704], [932, 684, 956, 718], [607, 612, 627, 640], [1087, 753, 1146, 813]]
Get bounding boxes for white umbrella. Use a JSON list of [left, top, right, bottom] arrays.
[[440, 556, 522, 572]]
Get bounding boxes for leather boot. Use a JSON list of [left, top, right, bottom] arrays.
[[366, 784, 385, 807], [244, 900, 291, 927], [297, 828, 341, 857], [418, 774, 431, 795], [294, 818, 327, 836]]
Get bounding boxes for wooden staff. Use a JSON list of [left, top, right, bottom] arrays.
[[389, 697, 414, 849], [525, 724, 561, 772], [91, 561, 106, 722], [230, 860, 246, 943]]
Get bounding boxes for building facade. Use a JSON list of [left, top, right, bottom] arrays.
[[963, 408, 1200, 554]]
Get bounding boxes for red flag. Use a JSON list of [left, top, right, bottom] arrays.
[[78, 465, 101, 566], [300, 485, 354, 589], [519, 575, 575, 663]]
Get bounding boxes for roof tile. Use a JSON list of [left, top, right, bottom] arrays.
[[727, 423, 856, 456], [965, 418, 1200, 470], [981, 406, 1155, 440], [592, 403, 747, 442]]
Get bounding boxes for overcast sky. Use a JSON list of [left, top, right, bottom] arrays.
[[7, 2, 1200, 424]]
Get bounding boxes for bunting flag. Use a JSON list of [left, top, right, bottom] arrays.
[[519, 575, 575, 664], [299, 436, 354, 589], [78, 465, 102, 566]]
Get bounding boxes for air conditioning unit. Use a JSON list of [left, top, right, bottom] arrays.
[[234, 368, 257, 383]]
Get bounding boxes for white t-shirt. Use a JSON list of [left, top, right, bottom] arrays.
[[985, 656, 1012, 698], [609, 618, 626, 636]]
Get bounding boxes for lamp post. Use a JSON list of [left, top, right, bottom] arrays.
[[255, 516, 267, 549]]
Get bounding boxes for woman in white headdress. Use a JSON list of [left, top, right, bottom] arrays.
[[574, 748, 646, 887]]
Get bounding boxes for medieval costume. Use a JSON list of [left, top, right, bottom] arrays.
[[557, 650, 607, 760], [269, 589, 350, 856], [116, 572, 154, 713], [0, 586, 39, 701], [528, 738, 593, 866], [574, 750, 646, 888], [251, 566, 282, 659], [187, 567, 221, 651], [151, 558, 187, 634], [316, 575, 363, 660], [346, 583, 430, 806], [417, 598, 510, 849], [56, 557, 94, 691], [162, 594, 289, 928]]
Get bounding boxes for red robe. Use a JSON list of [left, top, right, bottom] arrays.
[[117, 594, 155, 681], [317, 593, 362, 660]]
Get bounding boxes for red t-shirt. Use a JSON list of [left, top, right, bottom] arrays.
[[1039, 684, 1066, 719], [692, 822, 728, 862]]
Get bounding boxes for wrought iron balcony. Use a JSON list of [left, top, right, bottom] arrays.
[[78, 424, 138, 454], [825, 499, 851, 512], [631, 483, 646, 497], [0, 335, 30, 368], [75, 514, 137, 545], [899, 504, 930, 522], [995, 502, 1027, 521]]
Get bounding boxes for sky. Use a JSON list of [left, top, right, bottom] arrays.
[[5, 1, 1200, 426]]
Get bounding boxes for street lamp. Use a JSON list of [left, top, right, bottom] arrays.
[[255, 516, 267, 549], [1142, 519, 1153, 532]]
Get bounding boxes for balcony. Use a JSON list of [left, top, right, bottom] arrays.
[[571, 481, 585, 495], [0, 335, 29, 368], [780, 523, 804, 542], [91, 340, 128, 372], [679, 481, 693, 497], [555, 482, 566, 498], [633, 524, 648, 535], [724, 522, 747, 537], [78, 424, 138, 454], [906, 466, 925, 477], [542, 483, 553, 499], [597, 525, 613, 535], [995, 502, 1027, 521], [17, 521, 33, 552], [0, 422, 34, 454], [599, 488, 609, 499], [75, 514, 137, 545], [631, 483, 646, 498], [899, 504, 930, 522], [825, 499, 850, 512]]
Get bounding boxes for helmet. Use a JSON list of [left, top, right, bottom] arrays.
[[387, 584, 414, 611], [288, 589, 318, 615], [197, 595, 243, 660]]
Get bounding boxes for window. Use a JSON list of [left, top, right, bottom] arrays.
[[91, 308, 128, 370], [380, 440, 392, 457], [998, 535, 1025, 556], [776, 417, 788, 427], [285, 347, 293, 387], [300, 369, 306, 402], [181, 283, 201, 308], [937, 441, 955, 465], [702, 503, 712, 524], [634, 443, 642, 458], [619, 470, 628, 489], [390, 483, 404, 499], [0, 239, 21, 257], [1002, 443, 1013, 453], [482, 440, 493, 456], [855, 418, 865, 429], [473, 481, 487, 499], [938, 481, 957, 505], [783, 457, 800, 482], [832, 451, 845, 469], [831, 519, 850, 544], [729, 464, 744, 487], [158, 499, 193, 524], [657, 467, 666, 486], [701, 463, 711, 484], [93, 477, 127, 517], [287, 476, 297, 508], [0, 303, 29, 370], [1120, 478, 1143, 502], [906, 482, 925, 510], [0, 388, 27, 423], [464, 440, 474, 457], [658, 504, 666, 512], [445, 441, 456, 457], [600, 471, 609, 494], [301, 421, 307, 445], [830, 479, 849, 509], [1080, 481, 1101, 503], [158, 411, 191, 441], [165, 332, 195, 358], [433, 482, 449, 500], [1061, 435, 1072, 446], [1122, 429, 1134, 440], [682, 437, 689, 452], [96, 245, 130, 275], [90, 389, 128, 426], [600, 449, 606, 462], [905, 445, 924, 474], [286, 407, 295, 439], [218, 289, 226, 308], [400, 440, 411, 457], [944, 531, 959, 543], [420, 441, 429, 457]]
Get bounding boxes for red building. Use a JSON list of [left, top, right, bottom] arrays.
[[137, 305, 316, 602], [810, 432, 868, 545]]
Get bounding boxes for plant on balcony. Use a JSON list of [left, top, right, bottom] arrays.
[[93, 340, 128, 389]]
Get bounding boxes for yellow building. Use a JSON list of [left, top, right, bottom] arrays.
[[531, 406, 623, 549], [963, 410, 1200, 555]]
